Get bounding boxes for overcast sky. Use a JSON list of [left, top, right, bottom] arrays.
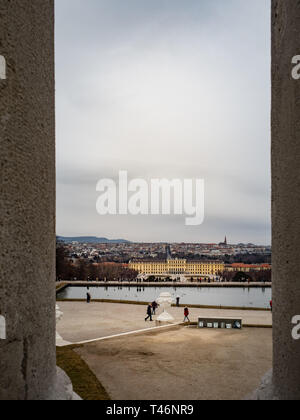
[[55, 0, 271, 244]]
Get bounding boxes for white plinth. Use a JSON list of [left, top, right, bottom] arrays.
[[56, 304, 71, 346], [47, 367, 81, 400], [157, 311, 175, 323], [156, 292, 175, 323]]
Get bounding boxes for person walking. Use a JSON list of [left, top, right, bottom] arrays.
[[183, 307, 190, 323], [87, 292, 91, 304], [152, 301, 159, 315], [176, 296, 180, 307], [145, 303, 153, 322], [270, 300, 273, 312]]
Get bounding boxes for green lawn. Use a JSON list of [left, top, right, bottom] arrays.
[[56, 346, 110, 401]]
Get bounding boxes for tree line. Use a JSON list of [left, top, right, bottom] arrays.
[[56, 246, 138, 281], [222, 270, 272, 283]]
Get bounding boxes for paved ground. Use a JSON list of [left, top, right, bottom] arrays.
[[75, 327, 272, 400], [57, 302, 272, 344]]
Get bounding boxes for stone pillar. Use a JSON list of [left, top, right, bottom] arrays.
[[0, 1, 74, 400], [271, 0, 300, 400]]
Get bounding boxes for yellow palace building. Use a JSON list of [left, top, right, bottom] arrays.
[[129, 258, 225, 278]]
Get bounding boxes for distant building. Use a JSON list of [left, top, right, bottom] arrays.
[[129, 258, 224, 277], [219, 236, 228, 246], [165, 245, 172, 260], [226, 263, 272, 273]]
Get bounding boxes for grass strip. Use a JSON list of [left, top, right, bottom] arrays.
[[56, 345, 111, 400]]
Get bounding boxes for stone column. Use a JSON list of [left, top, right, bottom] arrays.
[[272, 0, 300, 400], [0, 0, 75, 400]]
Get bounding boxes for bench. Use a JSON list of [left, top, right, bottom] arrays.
[[198, 317, 242, 330]]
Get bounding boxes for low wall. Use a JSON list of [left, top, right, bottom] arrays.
[[56, 281, 272, 289]]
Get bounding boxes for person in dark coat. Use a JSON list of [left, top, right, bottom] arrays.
[[87, 292, 91, 304], [152, 301, 159, 315], [145, 304, 153, 322]]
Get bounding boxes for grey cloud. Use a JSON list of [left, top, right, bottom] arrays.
[[56, 0, 271, 244]]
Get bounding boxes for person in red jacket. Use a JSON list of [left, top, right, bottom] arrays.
[[270, 300, 273, 312], [183, 307, 190, 323]]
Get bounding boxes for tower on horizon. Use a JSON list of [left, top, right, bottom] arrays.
[[219, 236, 228, 246], [166, 245, 172, 260]]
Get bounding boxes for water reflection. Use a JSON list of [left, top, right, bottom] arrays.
[[58, 286, 272, 309]]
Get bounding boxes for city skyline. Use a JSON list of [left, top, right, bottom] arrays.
[[57, 234, 271, 247]]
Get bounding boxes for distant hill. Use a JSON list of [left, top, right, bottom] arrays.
[[57, 236, 130, 244]]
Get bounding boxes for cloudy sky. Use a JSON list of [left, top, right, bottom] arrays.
[[55, 0, 271, 244]]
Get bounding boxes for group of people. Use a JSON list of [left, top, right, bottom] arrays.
[[145, 301, 190, 323], [86, 290, 191, 323], [145, 301, 159, 322]]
